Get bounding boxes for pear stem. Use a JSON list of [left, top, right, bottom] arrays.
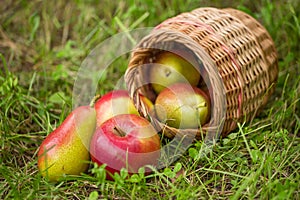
[[89, 94, 102, 107]]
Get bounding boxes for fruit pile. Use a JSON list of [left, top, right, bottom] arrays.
[[37, 5, 279, 182], [37, 51, 210, 181], [150, 51, 210, 129]]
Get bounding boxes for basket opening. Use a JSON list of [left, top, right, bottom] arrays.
[[125, 29, 227, 140]]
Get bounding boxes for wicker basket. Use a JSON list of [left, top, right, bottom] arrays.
[[125, 7, 278, 139]]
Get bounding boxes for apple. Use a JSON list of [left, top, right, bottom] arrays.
[[139, 93, 155, 115], [155, 83, 210, 129], [149, 51, 201, 94], [95, 90, 153, 127], [90, 114, 161, 180]]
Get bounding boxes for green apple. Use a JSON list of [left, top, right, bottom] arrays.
[[149, 51, 200, 94], [155, 83, 210, 129]]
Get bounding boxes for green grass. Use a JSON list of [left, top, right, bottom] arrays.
[[0, 0, 299, 199]]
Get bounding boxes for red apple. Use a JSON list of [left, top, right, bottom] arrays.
[[155, 83, 210, 129], [90, 114, 161, 180], [149, 51, 201, 94], [95, 90, 153, 127]]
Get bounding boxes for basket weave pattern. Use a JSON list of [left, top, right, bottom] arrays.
[[223, 8, 278, 96], [125, 7, 278, 138]]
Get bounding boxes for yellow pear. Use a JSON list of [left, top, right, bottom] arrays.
[[37, 106, 96, 181]]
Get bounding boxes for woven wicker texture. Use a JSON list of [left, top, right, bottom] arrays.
[[223, 8, 278, 103], [125, 7, 278, 139]]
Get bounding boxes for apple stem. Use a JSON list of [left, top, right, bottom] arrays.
[[113, 126, 126, 137], [89, 94, 102, 107], [196, 102, 207, 109]]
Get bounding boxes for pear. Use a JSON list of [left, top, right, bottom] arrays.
[[37, 106, 96, 181]]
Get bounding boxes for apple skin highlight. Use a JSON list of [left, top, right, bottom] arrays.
[[90, 114, 161, 180]]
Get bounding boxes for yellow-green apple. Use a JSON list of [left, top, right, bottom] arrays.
[[90, 114, 161, 180], [95, 90, 153, 127], [139, 93, 155, 114], [38, 106, 96, 181], [155, 83, 210, 129], [149, 51, 200, 94]]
